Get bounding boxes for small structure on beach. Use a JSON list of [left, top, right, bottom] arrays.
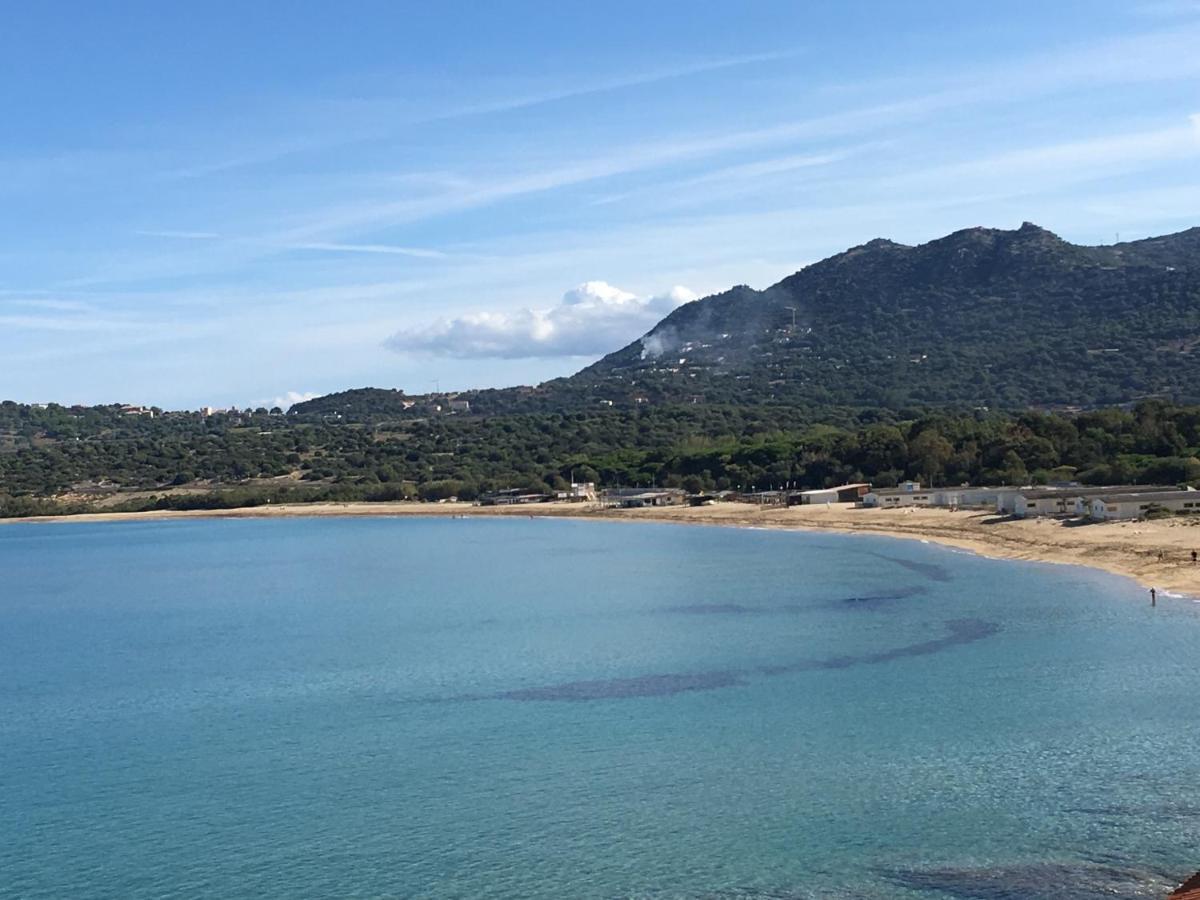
[[478, 488, 554, 506], [789, 483, 870, 505], [861, 481, 932, 508], [601, 488, 685, 508], [565, 482, 596, 502], [732, 490, 788, 506]]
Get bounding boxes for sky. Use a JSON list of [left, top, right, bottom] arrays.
[[3, 1, 1200, 409]]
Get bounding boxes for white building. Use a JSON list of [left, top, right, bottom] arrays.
[[861, 482, 932, 508], [569, 482, 596, 501], [934, 485, 1024, 513], [1089, 490, 1200, 521], [797, 487, 840, 504], [793, 483, 870, 505], [1013, 485, 1183, 518], [863, 483, 1026, 512]]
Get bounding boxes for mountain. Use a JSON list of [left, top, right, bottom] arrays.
[[554, 222, 1200, 411], [295, 223, 1200, 419]]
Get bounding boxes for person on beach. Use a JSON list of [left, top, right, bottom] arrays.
[[1192, 549, 1197, 564]]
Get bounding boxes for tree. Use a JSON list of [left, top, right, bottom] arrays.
[[909, 430, 954, 485], [1001, 450, 1029, 485]]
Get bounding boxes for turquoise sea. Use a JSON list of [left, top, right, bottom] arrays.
[[2, 517, 1198, 899]]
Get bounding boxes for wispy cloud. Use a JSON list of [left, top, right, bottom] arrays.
[[0, 313, 153, 334], [423, 49, 800, 121], [157, 134, 371, 181], [271, 100, 942, 243], [291, 241, 447, 259], [1133, 0, 1200, 16], [881, 117, 1200, 194], [266, 27, 1200, 244], [0, 297, 95, 313], [155, 50, 798, 184], [589, 146, 865, 207], [135, 229, 221, 240]]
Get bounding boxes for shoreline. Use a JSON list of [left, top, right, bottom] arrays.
[[6, 500, 1200, 597]]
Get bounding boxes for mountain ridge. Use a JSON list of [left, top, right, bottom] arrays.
[[294, 223, 1200, 418], [553, 221, 1200, 412]]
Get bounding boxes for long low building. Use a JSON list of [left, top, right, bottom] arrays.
[[860, 482, 1195, 517], [1089, 490, 1200, 521], [1013, 484, 1185, 518], [862, 483, 1024, 513], [937, 485, 1025, 513], [861, 482, 935, 508]]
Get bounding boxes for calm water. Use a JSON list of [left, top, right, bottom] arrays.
[[2, 517, 1198, 899]]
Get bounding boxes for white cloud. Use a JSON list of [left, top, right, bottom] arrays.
[[386, 281, 697, 359], [271, 390, 318, 410]]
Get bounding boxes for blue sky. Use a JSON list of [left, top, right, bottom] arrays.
[[3, 1, 1200, 409]]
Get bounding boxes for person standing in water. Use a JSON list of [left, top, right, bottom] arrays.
[[1150, 587, 1157, 606]]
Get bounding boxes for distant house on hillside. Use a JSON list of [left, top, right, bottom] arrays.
[[447, 399, 470, 413]]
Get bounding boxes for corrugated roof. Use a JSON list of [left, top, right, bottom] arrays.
[[1019, 484, 1180, 500], [799, 484, 868, 495], [1097, 490, 1200, 504]]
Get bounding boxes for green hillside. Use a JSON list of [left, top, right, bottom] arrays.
[[562, 223, 1200, 410]]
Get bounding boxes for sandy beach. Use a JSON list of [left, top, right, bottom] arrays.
[[8, 499, 1200, 597]]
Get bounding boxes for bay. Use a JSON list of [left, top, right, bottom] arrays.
[[1, 517, 1197, 898]]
